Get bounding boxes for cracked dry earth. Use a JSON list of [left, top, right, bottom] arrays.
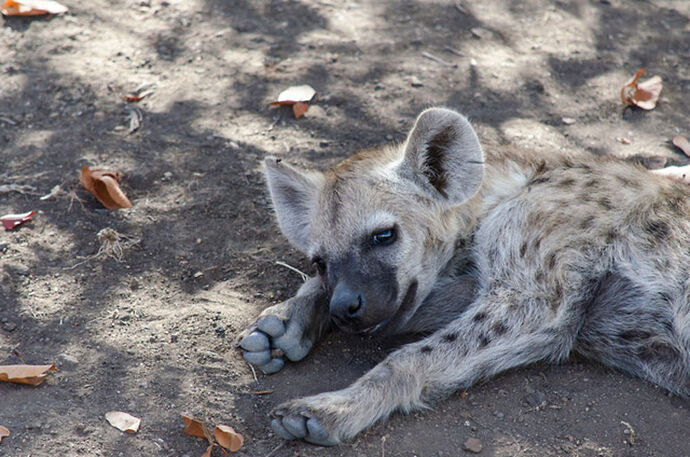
[[1, 1, 689, 456]]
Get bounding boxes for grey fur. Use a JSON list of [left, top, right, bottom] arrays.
[[239, 107, 690, 445]]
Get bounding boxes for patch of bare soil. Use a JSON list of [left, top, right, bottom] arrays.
[[1, 1, 689, 456]]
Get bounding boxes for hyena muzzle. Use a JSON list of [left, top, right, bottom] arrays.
[[239, 107, 690, 446]]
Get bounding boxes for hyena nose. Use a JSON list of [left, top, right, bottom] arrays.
[[330, 283, 365, 320]]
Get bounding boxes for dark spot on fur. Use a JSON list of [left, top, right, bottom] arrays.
[[547, 253, 557, 270], [534, 237, 542, 250], [657, 290, 673, 302], [639, 342, 679, 363], [535, 160, 547, 175], [584, 178, 598, 188], [519, 242, 528, 258], [420, 345, 433, 353], [424, 126, 454, 198], [554, 283, 563, 304], [492, 322, 508, 335], [644, 219, 670, 239], [666, 195, 685, 213], [559, 177, 576, 187], [443, 332, 458, 342], [563, 157, 575, 168], [473, 312, 487, 322], [605, 228, 618, 243], [535, 270, 545, 283], [579, 215, 595, 230], [479, 334, 491, 348], [530, 176, 550, 185], [619, 329, 653, 341], [614, 174, 633, 187], [598, 197, 613, 211]]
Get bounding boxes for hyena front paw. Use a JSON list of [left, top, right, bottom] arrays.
[[238, 304, 314, 374], [270, 396, 344, 446]]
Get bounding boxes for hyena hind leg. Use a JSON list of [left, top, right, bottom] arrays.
[[238, 276, 330, 374], [575, 273, 690, 397]]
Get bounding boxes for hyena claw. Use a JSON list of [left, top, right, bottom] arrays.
[[271, 411, 338, 446], [239, 276, 329, 374]]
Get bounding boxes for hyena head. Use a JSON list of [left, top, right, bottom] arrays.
[[265, 108, 484, 334]]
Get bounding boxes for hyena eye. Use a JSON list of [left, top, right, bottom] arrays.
[[371, 228, 396, 247], [312, 257, 327, 275]]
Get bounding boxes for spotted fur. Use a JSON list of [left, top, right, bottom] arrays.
[[240, 108, 690, 446]]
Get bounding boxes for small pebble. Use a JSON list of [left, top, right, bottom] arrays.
[[464, 437, 483, 454]]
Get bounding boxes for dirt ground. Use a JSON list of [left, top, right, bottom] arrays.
[[1, 1, 689, 456]]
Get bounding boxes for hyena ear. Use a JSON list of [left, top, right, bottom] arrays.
[[399, 108, 484, 204], [264, 157, 323, 253]]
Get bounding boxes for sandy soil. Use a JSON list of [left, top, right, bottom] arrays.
[[1, 1, 689, 456]]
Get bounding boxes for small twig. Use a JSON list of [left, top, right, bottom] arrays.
[[455, 1, 467, 14], [621, 421, 636, 445], [0, 116, 17, 126], [251, 389, 274, 395], [12, 346, 25, 363], [381, 435, 387, 457], [275, 261, 308, 282], [247, 361, 258, 383], [443, 45, 465, 56], [422, 52, 457, 68], [264, 441, 285, 457]]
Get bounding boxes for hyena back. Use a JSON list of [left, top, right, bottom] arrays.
[[239, 108, 690, 445]]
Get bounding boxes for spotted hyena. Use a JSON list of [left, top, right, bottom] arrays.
[[239, 108, 690, 445]]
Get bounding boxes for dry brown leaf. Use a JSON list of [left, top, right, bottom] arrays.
[[271, 85, 316, 105], [292, 102, 309, 119], [0, 425, 9, 443], [1, 210, 35, 231], [270, 85, 316, 119], [672, 135, 690, 158], [214, 425, 243, 452], [0, 364, 55, 386], [620, 69, 662, 110], [105, 411, 141, 433], [0, 0, 67, 15], [80, 166, 132, 210], [201, 444, 215, 457], [182, 414, 212, 441]]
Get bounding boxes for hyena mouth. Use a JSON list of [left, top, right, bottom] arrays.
[[346, 280, 419, 335]]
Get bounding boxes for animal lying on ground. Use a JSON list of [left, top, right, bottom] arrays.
[[239, 107, 690, 446]]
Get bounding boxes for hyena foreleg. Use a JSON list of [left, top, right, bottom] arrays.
[[239, 276, 330, 373], [271, 292, 574, 445]]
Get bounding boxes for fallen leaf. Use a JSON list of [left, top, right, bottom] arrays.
[[201, 444, 214, 457], [292, 102, 309, 119], [672, 135, 690, 158], [271, 85, 316, 119], [105, 411, 141, 433], [0, 425, 9, 443], [182, 414, 212, 441], [1, 211, 35, 231], [0, 364, 55, 385], [126, 106, 143, 133], [214, 425, 243, 452], [620, 69, 662, 110], [80, 167, 132, 210], [0, 0, 67, 16], [271, 85, 316, 106]]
